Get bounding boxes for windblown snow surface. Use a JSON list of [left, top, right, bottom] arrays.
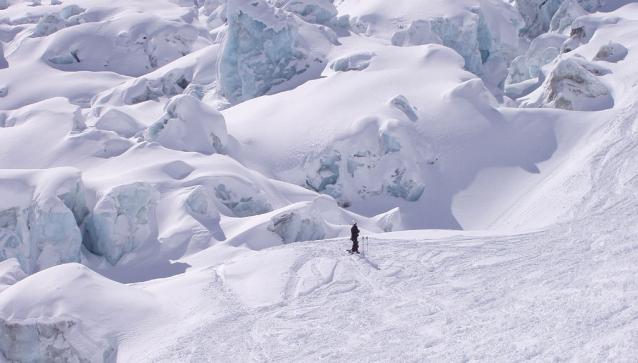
[[1, 0, 638, 361]]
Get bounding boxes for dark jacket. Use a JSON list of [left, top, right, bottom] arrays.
[[350, 224, 360, 241]]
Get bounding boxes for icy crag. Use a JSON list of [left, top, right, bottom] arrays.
[[0, 168, 88, 274], [519, 57, 612, 111]]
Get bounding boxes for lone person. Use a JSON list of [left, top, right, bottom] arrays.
[[350, 222, 360, 254]]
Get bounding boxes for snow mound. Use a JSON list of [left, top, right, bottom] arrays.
[[268, 201, 326, 244], [84, 182, 161, 266], [144, 94, 228, 154], [44, 12, 199, 77], [93, 108, 146, 138], [519, 57, 613, 111], [0, 263, 157, 362], [329, 52, 375, 72], [0, 168, 88, 274], [218, 0, 317, 103], [32, 5, 86, 37], [594, 41, 628, 63]]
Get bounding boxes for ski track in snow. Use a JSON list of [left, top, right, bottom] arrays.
[[133, 217, 638, 361]]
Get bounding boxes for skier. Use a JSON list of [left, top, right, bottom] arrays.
[[350, 222, 360, 254]]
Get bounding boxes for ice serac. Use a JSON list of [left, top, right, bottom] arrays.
[[218, 0, 311, 103], [0, 259, 26, 293], [0, 168, 88, 275], [268, 201, 326, 244], [279, 116, 427, 206], [84, 182, 161, 266], [144, 94, 228, 154], [519, 57, 613, 111], [525, 33, 567, 78]]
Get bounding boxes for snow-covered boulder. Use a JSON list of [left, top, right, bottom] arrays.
[[268, 201, 326, 244], [519, 57, 613, 111], [84, 182, 161, 266], [594, 42, 628, 63], [0, 168, 88, 274], [218, 0, 314, 103], [144, 95, 228, 154], [329, 52, 375, 72]]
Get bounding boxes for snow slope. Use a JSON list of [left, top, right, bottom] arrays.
[[1, 0, 638, 361]]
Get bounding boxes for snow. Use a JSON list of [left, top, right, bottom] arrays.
[[1, 0, 638, 361]]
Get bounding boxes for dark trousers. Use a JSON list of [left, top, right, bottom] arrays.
[[351, 239, 359, 252]]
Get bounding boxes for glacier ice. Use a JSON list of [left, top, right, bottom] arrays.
[[519, 57, 613, 111], [218, 0, 311, 103], [391, 0, 522, 79], [144, 94, 228, 154], [0, 168, 88, 274], [515, 0, 604, 38], [268, 202, 326, 244], [84, 182, 161, 266]]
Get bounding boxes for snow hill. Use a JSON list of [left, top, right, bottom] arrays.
[[0, 0, 637, 361]]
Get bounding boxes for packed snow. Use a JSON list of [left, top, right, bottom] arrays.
[[1, 0, 638, 361]]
